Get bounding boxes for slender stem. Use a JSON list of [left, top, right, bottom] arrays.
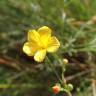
[[61, 65, 66, 85], [46, 56, 62, 83], [53, 54, 66, 85], [53, 54, 73, 96]]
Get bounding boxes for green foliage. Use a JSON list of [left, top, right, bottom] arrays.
[[0, 0, 96, 96]]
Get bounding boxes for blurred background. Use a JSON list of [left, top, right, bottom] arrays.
[[0, 0, 96, 96]]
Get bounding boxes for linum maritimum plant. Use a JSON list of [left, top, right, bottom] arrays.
[[23, 26, 73, 95]]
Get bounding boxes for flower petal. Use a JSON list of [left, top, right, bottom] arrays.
[[28, 30, 40, 43], [23, 42, 38, 56], [38, 26, 52, 47], [47, 36, 60, 53], [38, 26, 52, 36], [34, 49, 46, 62]]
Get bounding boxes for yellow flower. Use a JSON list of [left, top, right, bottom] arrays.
[[23, 26, 60, 62]]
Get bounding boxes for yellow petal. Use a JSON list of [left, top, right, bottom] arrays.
[[38, 26, 52, 47], [28, 30, 40, 43], [34, 49, 46, 62], [38, 26, 52, 36], [47, 36, 60, 53], [23, 42, 38, 56]]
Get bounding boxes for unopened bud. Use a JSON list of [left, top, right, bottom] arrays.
[[52, 85, 60, 94], [63, 58, 68, 64], [67, 84, 73, 91]]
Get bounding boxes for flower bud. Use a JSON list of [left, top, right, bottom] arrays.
[[52, 85, 60, 94], [63, 58, 68, 64], [67, 84, 73, 91]]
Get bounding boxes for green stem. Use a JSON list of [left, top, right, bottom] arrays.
[[46, 56, 62, 83], [53, 54, 66, 85], [61, 65, 66, 85]]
